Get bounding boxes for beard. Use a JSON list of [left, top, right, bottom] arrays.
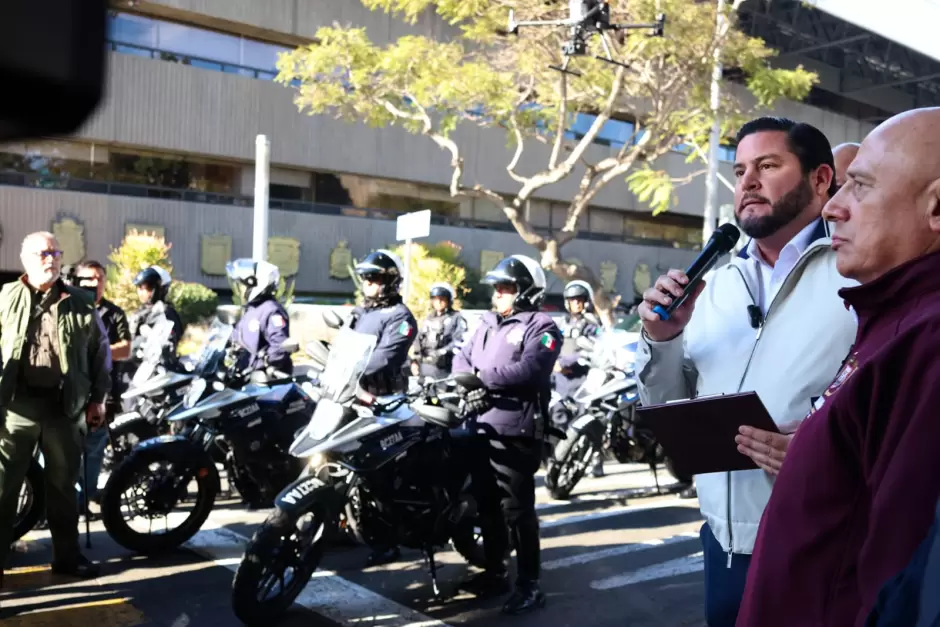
[[736, 177, 814, 239]]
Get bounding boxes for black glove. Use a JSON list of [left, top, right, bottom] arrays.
[[463, 387, 491, 416]]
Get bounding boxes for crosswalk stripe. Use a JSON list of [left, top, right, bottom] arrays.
[[590, 552, 705, 590], [540, 497, 690, 529], [185, 528, 452, 627], [542, 531, 699, 570]]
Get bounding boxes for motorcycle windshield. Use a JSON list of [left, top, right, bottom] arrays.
[[191, 319, 234, 377], [288, 330, 377, 457], [590, 329, 638, 372], [130, 317, 175, 387]]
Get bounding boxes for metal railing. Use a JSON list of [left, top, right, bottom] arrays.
[[107, 40, 284, 82], [0, 170, 696, 250]]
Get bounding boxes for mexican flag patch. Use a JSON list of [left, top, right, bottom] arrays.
[[539, 333, 557, 350], [398, 321, 413, 337]]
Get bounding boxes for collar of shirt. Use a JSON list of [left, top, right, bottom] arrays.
[[746, 218, 821, 312]]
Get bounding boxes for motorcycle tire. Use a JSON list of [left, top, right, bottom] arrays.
[[232, 505, 330, 625], [101, 447, 218, 555], [449, 518, 488, 569], [12, 457, 46, 544], [544, 431, 593, 501], [665, 456, 693, 485]]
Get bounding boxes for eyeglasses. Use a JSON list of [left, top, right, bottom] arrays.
[[31, 250, 62, 260]]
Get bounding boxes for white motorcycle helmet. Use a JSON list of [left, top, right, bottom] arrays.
[[226, 258, 280, 305]]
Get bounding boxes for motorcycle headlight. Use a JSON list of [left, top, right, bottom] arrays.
[[184, 378, 207, 409]]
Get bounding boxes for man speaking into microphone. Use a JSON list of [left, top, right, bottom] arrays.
[[634, 117, 858, 627]]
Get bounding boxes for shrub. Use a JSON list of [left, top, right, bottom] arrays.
[[104, 230, 174, 313], [169, 282, 220, 327]]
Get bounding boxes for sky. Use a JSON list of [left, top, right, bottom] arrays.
[[807, 0, 940, 63]]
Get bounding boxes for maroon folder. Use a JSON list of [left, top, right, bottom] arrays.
[[636, 392, 781, 477]]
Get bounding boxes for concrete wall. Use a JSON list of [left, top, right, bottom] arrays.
[[0, 186, 694, 297]]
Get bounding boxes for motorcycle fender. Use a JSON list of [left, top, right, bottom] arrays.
[[132, 435, 221, 493], [569, 414, 605, 447], [275, 475, 348, 517], [109, 411, 149, 436]]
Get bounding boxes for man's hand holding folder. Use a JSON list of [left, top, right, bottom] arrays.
[[735, 421, 801, 476]]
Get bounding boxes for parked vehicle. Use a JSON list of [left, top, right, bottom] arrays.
[[100, 319, 316, 555], [230, 329, 487, 625], [544, 329, 691, 500]]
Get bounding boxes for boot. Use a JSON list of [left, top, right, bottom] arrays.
[[460, 569, 511, 597], [502, 580, 546, 615], [591, 452, 605, 478], [51, 554, 100, 579], [679, 483, 697, 499]]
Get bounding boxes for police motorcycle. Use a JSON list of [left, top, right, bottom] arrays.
[[104, 317, 194, 470], [230, 329, 489, 625], [100, 319, 317, 555], [543, 329, 691, 500]]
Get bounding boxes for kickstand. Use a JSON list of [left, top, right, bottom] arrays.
[[649, 462, 661, 495], [425, 548, 441, 596]]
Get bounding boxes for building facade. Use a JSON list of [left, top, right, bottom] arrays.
[[0, 0, 878, 302]]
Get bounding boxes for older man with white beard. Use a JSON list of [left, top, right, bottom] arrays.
[[0, 231, 110, 584]]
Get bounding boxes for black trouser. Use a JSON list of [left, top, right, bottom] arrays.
[[467, 430, 542, 585]]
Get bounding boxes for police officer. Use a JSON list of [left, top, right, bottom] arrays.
[[412, 282, 467, 379], [129, 265, 184, 360], [348, 249, 418, 397], [453, 254, 561, 615], [227, 258, 292, 375], [552, 280, 604, 476], [346, 249, 417, 566]]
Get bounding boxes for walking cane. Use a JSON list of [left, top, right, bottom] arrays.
[[81, 429, 92, 550]]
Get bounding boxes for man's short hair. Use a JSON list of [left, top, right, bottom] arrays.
[[736, 116, 837, 197], [77, 260, 106, 275], [20, 231, 57, 255]]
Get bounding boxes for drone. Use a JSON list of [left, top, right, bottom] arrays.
[[508, 0, 666, 76]]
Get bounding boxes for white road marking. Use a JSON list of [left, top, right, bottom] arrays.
[[542, 531, 699, 570], [590, 552, 705, 590], [184, 528, 452, 627], [540, 497, 691, 529]]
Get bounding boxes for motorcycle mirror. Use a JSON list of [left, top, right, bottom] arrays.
[[216, 308, 238, 325], [281, 338, 300, 354], [322, 309, 344, 329], [452, 372, 484, 391]]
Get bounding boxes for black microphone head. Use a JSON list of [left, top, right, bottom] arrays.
[[710, 223, 740, 253]]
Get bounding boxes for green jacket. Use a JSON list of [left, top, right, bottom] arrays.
[[0, 277, 112, 419]]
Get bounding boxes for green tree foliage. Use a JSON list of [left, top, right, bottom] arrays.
[[104, 230, 173, 313], [275, 0, 816, 317], [169, 282, 220, 327]]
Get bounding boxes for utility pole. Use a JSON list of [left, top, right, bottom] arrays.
[[252, 134, 270, 261], [702, 0, 728, 243]]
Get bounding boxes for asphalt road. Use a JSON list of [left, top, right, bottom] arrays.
[[2, 463, 706, 627]]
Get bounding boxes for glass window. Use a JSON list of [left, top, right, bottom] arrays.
[[108, 12, 157, 48], [157, 21, 240, 62], [242, 39, 287, 72]]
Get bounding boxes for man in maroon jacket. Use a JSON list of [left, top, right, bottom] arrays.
[[736, 107, 940, 627]]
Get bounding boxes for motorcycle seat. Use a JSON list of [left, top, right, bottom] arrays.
[[413, 402, 462, 429]]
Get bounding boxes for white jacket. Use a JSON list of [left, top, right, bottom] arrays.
[[635, 228, 858, 558]]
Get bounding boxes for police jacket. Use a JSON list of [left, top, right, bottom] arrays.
[[415, 309, 467, 370], [557, 312, 600, 376], [129, 300, 184, 356], [453, 310, 561, 438], [234, 297, 292, 374], [348, 299, 417, 396], [97, 297, 132, 394]]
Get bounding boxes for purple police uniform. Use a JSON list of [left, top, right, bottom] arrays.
[[453, 310, 562, 438], [349, 301, 417, 396], [234, 297, 292, 373]]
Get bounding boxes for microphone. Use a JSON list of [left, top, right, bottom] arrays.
[[652, 223, 740, 321]]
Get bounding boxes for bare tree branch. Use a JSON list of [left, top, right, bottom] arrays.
[[549, 72, 568, 169], [506, 115, 528, 184]]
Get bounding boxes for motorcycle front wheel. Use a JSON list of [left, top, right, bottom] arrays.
[[544, 430, 594, 501], [101, 446, 218, 555], [232, 504, 331, 625]]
